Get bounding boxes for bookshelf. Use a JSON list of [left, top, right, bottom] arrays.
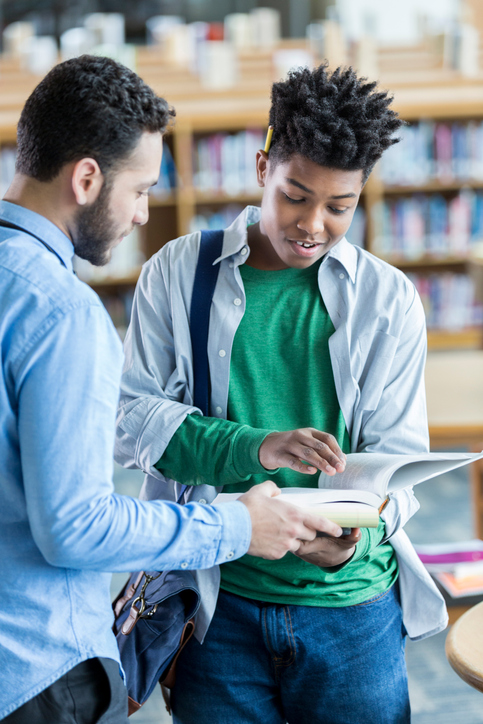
[[1, 50, 483, 347]]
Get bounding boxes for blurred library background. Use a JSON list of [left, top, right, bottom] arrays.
[[5, 0, 483, 721]]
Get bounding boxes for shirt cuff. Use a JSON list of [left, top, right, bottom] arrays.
[[231, 426, 279, 478], [212, 500, 252, 564]]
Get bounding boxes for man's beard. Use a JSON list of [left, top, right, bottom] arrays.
[[73, 178, 118, 266]]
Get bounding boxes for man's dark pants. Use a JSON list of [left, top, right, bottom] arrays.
[[1, 658, 129, 723]]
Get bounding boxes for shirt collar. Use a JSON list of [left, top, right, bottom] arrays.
[[216, 204, 358, 283], [0, 200, 75, 272], [324, 236, 357, 283], [214, 205, 260, 263]]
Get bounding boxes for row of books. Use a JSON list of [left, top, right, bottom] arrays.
[[192, 130, 265, 195], [416, 541, 483, 600], [371, 191, 483, 259], [379, 121, 483, 186], [151, 143, 177, 196], [407, 272, 483, 331]]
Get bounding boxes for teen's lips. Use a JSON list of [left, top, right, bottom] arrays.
[[287, 238, 327, 257]]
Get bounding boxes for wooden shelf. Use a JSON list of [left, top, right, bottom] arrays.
[[385, 256, 469, 269], [382, 180, 483, 195], [192, 190, 263, 204], [428, 328, 482, 350]]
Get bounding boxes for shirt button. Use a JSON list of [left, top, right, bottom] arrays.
[[240, 247, 248, 255], [215, 406, 223, 415], [339, 273, 345, 279], [219, 349, 226, 357], [234, 298, 242, 306], [226, 551, 234, 559], [181, 562, 188, 569], [199, 498, 207, 504], [229, 262, 234, 268]]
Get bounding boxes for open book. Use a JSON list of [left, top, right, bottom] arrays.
[[214, 451, 483, 529]]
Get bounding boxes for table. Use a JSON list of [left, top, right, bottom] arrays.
[[445, 600, 483, 692]]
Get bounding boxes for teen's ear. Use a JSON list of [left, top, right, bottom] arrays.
[[71, 157, 104, 206], [256, 150, 269, 188]]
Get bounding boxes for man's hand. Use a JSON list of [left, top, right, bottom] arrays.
[[239, 481, 343, 560], [259, 428, 346, 476], [294, 528, 361, 568]]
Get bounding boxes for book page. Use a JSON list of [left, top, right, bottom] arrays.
[[212, 490, 380, 527], [279, 487, 382, 508], [387, 453, 483, 492], [318, 451, 483, 498], [318, 453, 407, 498]]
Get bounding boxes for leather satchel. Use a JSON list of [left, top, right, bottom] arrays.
[[112, 229, 224, 715], [112, 569, 201, 715]]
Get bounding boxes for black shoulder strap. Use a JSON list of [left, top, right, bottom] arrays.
[[189, 229, 224, 417], [176, 229, 224, 505], [0, 219, 68, 269]]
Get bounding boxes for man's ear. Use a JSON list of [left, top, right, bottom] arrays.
[[256, 150, 269, 188], [71, 157, 104, 206]]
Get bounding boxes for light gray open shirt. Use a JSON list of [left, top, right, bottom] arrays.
[[115, 206, 448, 643]]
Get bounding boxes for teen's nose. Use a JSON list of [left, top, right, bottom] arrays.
[[297, 207, 325, 237]]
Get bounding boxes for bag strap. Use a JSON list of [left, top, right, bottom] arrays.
[[189, 229, 224, 416], [176, 229, 224, 504]]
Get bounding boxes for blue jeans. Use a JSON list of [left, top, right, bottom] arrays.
[[171, 584, 410, 724]]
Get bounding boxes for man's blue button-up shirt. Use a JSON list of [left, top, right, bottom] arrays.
[[0, 200, 251, 718]]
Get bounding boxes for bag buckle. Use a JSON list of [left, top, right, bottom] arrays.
[[121, 572, 162, 635]]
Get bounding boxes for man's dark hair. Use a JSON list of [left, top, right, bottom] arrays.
[[268, 63, 402, 183], [16, 54, 175, 182]]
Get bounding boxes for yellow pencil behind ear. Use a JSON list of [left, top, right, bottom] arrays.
[[264, 125, 274, 154]]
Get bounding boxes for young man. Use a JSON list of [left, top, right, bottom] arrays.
[[116, 64, 447, 723], [0, 56, 340, 724]]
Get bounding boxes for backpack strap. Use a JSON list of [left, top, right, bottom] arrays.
[[178, 229, 224, 505], [189, 229, 224, 416]]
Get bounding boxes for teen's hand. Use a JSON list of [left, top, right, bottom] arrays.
[[259, 428, 346, 476], [238, 481, 343, 560], [293, 528, 361, 568]]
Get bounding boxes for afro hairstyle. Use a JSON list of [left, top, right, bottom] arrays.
[[268, 63, 403, 183]]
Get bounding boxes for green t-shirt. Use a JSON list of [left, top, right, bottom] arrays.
[[156, 259, 398, 607], [219, 261, 397, 606]]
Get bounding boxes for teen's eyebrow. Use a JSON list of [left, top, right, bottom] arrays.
[[286, 178, 314, 194], [286, 178, 357, 200]]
